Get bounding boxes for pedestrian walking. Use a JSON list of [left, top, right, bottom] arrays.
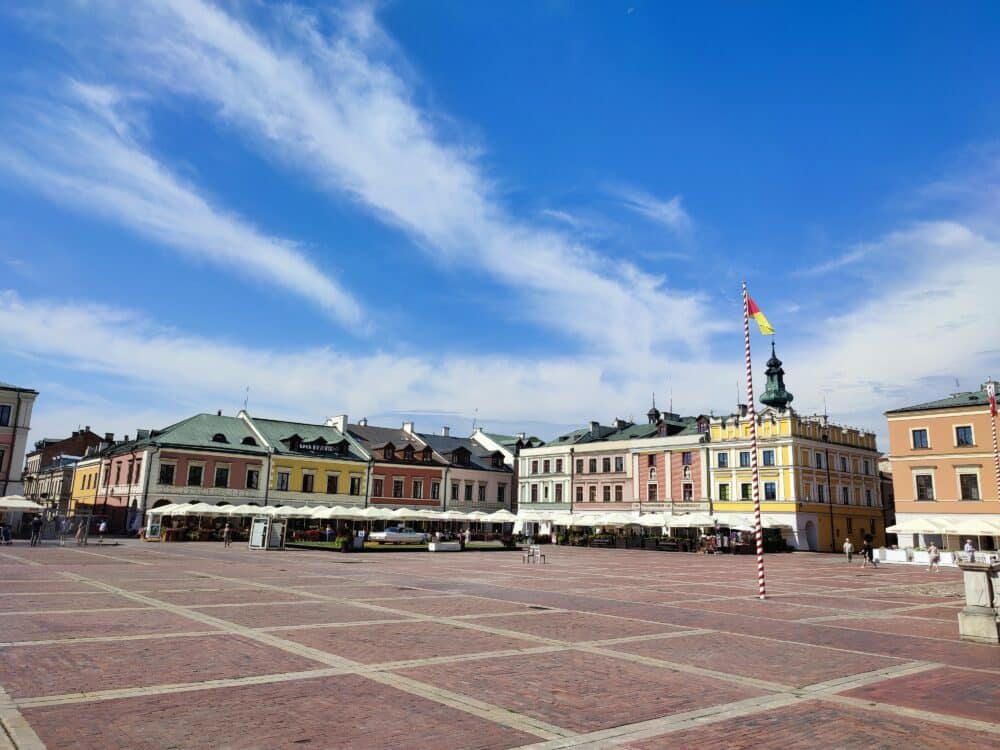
[[843, 538, 853, 563], [29, 515, 43, 547], [97, 520, 108, 545], [59, 517, 72, 546], [77, 519, 90, 546], [927, 543, 941, 573], [222, 523, 233, 547], [860, 539, 872, 568], [964, 539, 976, 562]]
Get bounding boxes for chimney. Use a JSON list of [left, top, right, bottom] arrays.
[[325, 415, 347, 432], [402, 421, 415, 434], [216, 409, 222, 416], [516, 432, 526, 441], [123, 435, 130, 442], [441, 426, 450, 437], [613, 418, 630, 431], [358, 417, 368, 427], [104, 432, 114, 442], [85, 425, 91, 432], [589, 420, 600, 436], [136, 429, 150, 440], [738, 404, 748, 418]]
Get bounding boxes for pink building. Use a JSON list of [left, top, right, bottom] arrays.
[[0, 381, 37, 496]]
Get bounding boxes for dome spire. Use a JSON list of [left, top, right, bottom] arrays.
[[760, 340, 794, 410]]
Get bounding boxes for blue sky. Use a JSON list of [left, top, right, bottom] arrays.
[[1, 1, 998, 447]]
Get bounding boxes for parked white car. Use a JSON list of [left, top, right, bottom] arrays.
[[368, 526, 429, 544]]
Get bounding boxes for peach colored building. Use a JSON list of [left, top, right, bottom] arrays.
[[886, 381, 1000, 553]]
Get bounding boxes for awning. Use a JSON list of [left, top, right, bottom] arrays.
[[885, 518, 950, 535], [667, 512, 718, 529], [0, 496, 45, 511]]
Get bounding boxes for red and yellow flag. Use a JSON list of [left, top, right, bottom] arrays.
[[746, 294, 775, 335]]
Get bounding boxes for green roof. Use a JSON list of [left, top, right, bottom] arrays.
[[152, 414, 268, 453], [251, 417, 367, 461], [886, 389, 991, 415]]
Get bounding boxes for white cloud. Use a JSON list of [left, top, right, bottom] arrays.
[[793, 248, 867, 277], [0, 81, 366, 329], [63, 0, 719, 359], [613, 186, 692, 231]]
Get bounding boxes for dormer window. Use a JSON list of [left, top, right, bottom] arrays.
[[491, 453, 503, 468], [422, 448, 433, 463], [211, 433, 228, 443], [241, 437, 257, 446], [403, 445, 414, 460], [383, 446, 393, 460]]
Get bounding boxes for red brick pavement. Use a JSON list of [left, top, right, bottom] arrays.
[[22, 674, 536, 750], [472, 611, 685, 643], [189, 599, 410, 629], [623, 699, 1000, 749], [1, 609, 212, 642], [843, 666, 1000, 723], [0, 592, 137, 612], [397, 650, 768, 733]]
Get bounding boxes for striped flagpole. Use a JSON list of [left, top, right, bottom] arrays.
[[742, 281, 767, 600], [988, 381, 1000, 499]]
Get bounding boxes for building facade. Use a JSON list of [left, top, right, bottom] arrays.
[[0, 382, 38, 496], [24, 428, 107, 504], [347, 420, 446, 508], [419, 428, 514, 512], [885, 382, 999, 551]]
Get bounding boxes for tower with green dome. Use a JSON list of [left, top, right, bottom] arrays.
[[760, 341, 794, 411]]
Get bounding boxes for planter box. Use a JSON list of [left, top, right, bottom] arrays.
[[882, 548, 912, 563], [428, 541, 462, 552]]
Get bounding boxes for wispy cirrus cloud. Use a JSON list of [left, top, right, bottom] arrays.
[[0, 80, 366, 329], [54, 0, 720, 359], [612, 186, 692, 232], [793, 247, 867, 277]]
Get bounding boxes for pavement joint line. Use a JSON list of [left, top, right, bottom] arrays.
[[0, 684, 46, 750], [575, 629, 714, 647], [362, 671, 574, 741], [0, 552, 42, 567], [0, 631, 225, 648], [823, 693, 1000, 735], [51, 548, 154, 565], [253, 617, 424, 633], [795, 660, 940, 695], [511, 693, 804, 749], [0, 591, 107, 597], [0, 607, 156, 617]]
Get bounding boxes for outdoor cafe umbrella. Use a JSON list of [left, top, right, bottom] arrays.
[[636, 512, 669, 528], [0, 496, 45, 511], [667, 512, 718, 529], [487, 509, 518, 523]]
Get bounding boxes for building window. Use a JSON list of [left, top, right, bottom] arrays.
[[589, 458, 598, 473], [602, 457, 611, 472], [682, 452, 692, 466], [0, 405, 10, 426], [648, 454, 655, 467], [718, 484, 730, 501], [614, 485, 623, 502], [211, 433, 228, 443], [865, 488, 872, 506], [576, 459, 584, 473], [392, 479, 404, 498], [815, 452, 824, 468], [497, 485, 505, 503], [350, 476, 361, 495], [863, 460, 871, 475], [543, 459, 550, 474], [214, 467, 230, 488], [960, 474, 980, 500], [955, 426, 974, 446], [326, 475, 339, 494], [847, 517, 854, 533], [648, 467, 656, 480], [682, 483, 693, 501], [531, 484, 538, 502], [589, 486, 597, 502], [555, 459, 563, 473], [817, 484, 826, 503], [383, 447, 393, 460], [841, 486, 849, 505], [612, 456, 622, 472], [911, 429, 929, 449], [741, 483, 752, 500], [603, 486, 611, 502], [682, 465, 692, 480], [739, 451, 751, 468], [543, 485, 549, 500], [276, 470, 290, 491], [431, 481, 440, 500], [372, 478, 383, 497], [187, 465, 203, 487], [413, 479, 423, 499], [915, 474, 934, 501], [531, 460, 539, 475], [647, 483, 657, 501], [762, 450, 775, 466], [717, 452, 729, 468], [247, 469, 260, 490], [554, 484, 562, 503], [298, 473, 312, 493], [764, 482, 776, 500], [576, 486, 584, 502], [840, 456, 848, 472], [158, 464, 175, 485]]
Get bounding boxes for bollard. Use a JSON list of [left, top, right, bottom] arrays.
[[956, 560, 1000, 645]]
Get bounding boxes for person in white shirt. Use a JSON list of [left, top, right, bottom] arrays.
[[843, 538, 853, 563], [964, 539, 976, 562]]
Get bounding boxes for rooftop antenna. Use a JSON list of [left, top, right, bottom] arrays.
[[823, 392, 828, 418], [954, 377, 961, 392], [471, 407, 478, 433], [669, 386, 673, 414], [243, 385, 249, 412]]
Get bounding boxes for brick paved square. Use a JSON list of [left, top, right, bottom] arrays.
[[22, 674, 536, 750], [472, 611, 685, 643], [842, 666, 1000, 723], [0, 609, 219, 642], [0, 580, 100, 594], [0, 634, 326, 698], [375, 594, 540, 617], [150, 587, 315, 606], [398, 649, 768, 733], [605, 630, 902, 688], [271, 620, 540, 664], [824, 615, 964, 641], [623, 698, 1000, 749], [0, 591, 138, 613], [189, 600, 408, 629]]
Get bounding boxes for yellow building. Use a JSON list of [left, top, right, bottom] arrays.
[[69, 454, 103, 516], [708, 345, 884, 551], [243, 415, 369, 506]]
